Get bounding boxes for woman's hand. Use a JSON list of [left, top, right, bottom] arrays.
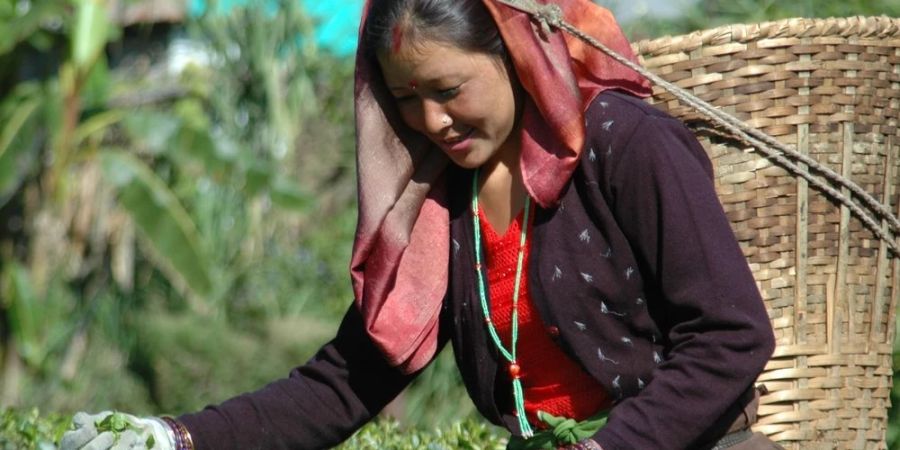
[[60, 411, 175, 450]]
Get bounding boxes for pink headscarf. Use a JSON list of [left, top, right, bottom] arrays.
[[351, 0, 651, 373]]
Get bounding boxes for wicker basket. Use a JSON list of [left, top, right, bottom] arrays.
[[634, 17, 900, 450]]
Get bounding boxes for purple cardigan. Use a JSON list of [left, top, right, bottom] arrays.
[[179, 91, 776, 450]]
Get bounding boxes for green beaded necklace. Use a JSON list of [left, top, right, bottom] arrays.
[[471, 168, 535, 439]]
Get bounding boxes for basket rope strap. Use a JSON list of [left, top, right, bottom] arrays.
[[495, 0, 900, 256]]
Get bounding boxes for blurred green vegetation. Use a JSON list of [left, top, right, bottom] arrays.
[[0, 408, 69, 450], [0, 0, 898, 448]]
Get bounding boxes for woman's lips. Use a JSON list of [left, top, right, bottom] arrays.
[[440, 129, 475, 153]]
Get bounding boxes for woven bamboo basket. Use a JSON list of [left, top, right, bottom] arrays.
[[633, 17, 900, 450]]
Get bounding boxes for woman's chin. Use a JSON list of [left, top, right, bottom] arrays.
[[447, 153, 488, 170], [443, 143, 500, 170]]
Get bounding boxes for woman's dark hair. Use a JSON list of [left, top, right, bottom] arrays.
[[363, 0, 507, 59]]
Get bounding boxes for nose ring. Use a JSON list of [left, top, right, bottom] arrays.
[[441, 115, 451, 126]]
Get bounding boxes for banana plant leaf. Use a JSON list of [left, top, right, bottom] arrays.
[[100, 150, 214, 298], [0, 96, 42, 207], [74, 109, 127, 147], [1, 262, 43, 368], [0, 0, 66, 56], [72, 0, 109, 73]]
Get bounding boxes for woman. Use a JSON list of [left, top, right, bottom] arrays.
[[61, 0, 778, 449]]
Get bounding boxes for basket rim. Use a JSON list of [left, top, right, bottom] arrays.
[[633, 16, 900, 57]]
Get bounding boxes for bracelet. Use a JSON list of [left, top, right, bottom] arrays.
[[161, 416, 195, 450], [154, 417, 178, 449], [572, 439, 603, 450]]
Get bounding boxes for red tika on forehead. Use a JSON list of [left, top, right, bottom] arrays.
[[391, 23, 404, 53]]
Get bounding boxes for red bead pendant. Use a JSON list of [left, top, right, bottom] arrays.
[[508, 362, 521, 379]]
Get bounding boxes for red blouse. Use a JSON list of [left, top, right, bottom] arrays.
[[479, 206, 612, 428]]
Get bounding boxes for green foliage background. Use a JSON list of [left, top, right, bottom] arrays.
[[0, 0, 898, 448]]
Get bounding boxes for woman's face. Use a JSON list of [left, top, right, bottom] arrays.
[[377, 39, 521, 169]]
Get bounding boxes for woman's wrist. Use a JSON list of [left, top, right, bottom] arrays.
[[159, 416, 196, 450], [149, 416, 178, 448]]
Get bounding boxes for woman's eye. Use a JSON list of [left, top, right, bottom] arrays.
[[437, 87, 460, 100]]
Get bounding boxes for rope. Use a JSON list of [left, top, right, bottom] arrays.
[[495, 0, 900, 256]]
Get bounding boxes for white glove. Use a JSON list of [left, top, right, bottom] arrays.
[[60, 411, 176, 450]]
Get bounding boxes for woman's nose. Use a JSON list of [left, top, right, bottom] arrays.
[[421, 100, 451, 134]]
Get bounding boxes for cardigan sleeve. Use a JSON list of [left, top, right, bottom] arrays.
[[591, 113, 776, 450], [177, 304, 427, 450]]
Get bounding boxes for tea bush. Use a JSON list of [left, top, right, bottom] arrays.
[[0, 409, 506, 450]]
